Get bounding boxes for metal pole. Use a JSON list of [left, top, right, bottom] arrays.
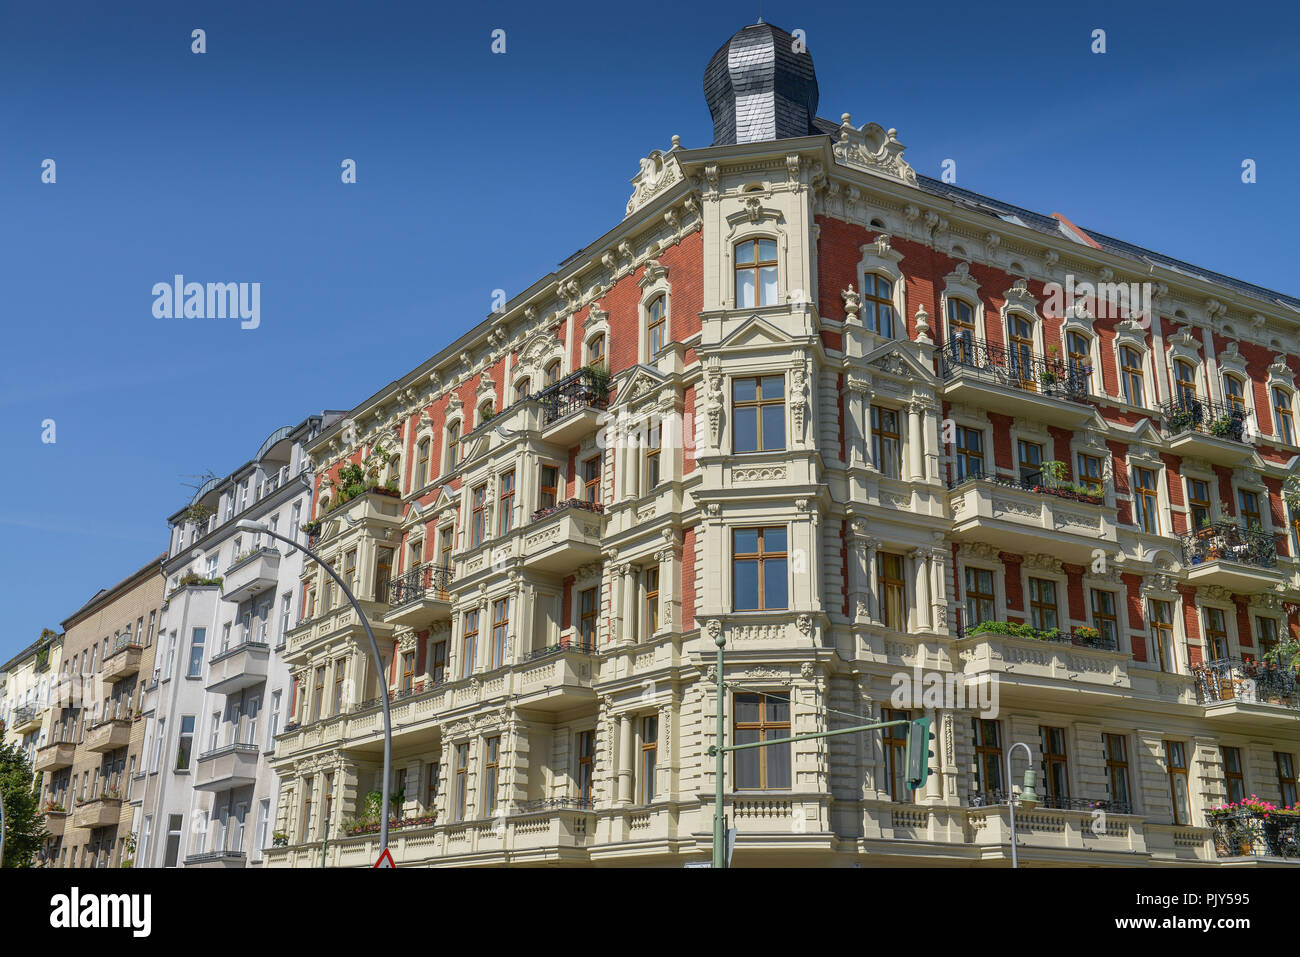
[[712, 632, 725, 868], [0, 767, 6, 867], [1006, 741, 1031, 869], [238, 521, 393, 860]]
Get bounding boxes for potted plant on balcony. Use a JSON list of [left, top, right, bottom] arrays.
[[271, 831, 289, 847], [1168, 407, 1198, 434]]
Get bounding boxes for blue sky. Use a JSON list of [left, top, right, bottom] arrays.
[[2, 0, 1298, 661]]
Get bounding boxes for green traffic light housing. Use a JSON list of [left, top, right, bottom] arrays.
[[905, 717, 935, 791]]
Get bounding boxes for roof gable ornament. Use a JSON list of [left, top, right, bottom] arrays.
[[626, 148, 683, 218], [831, 114, 917, 186]]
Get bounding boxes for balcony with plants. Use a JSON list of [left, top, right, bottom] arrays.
[[937, 339, 1095, 428], [1160, 396, 1254, 466], [1181, 521, 1280, 593], [520, 499, 605, 576], [1193, 641, 1300, 727], [958, 620, 1130, 696], [1208, 799, 1300, 860], [221, 545, 282, 603], [537, 365, 612, 445]]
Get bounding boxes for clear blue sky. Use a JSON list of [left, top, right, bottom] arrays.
[[2, 0, 1298, 661]]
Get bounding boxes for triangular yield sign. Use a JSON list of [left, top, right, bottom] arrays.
[[373, 847, 395, 868]]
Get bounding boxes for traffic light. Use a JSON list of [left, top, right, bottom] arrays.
[[905, 717, 935, 791]]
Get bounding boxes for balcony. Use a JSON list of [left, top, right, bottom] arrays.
[[72, 796, 123, 829], [1160, 397, 1254, 467], [84, 718, 131, 753], [520, 500, 605, 575], [1181, 523, 1280, 593], [184, 850, 248, 868], [102, 640, 143, 681], [1193, 658, 1300, 728], [11, 705, 41, 733], [957, 623, 1131, 701], [193, 742, 261, 791], [205, 640, 270, 695], [947, 473, 1117, 563], [384, 563, 454, 629], [938, 340, 1095, 429], [43, 807, 68, 837], [538, 367, 611, 446], [33, 740, 75, 772], [514, 641, 598, 713], [965, 792, 1158, 861], [221, 547, 281, 603], [1210, 809, 1300, 861]]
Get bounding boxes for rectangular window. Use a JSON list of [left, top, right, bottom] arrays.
[[1277, 752, 1298, 807], [311, 665, 326, 721], [400, 651, 415, 693], [583, 456, 601, 503], [732, 376, 786, 453], [955, 426, 984, 482], [1165, 741, 1190, 825], [871, 406, 901, 478], [972, 718, 1003, 796], [1222, 746, 1245, 805], [964, 567, 995, 630], [1091, 589, 1119, 649], [734, 238, 777, 308], [482, 737, 500, 817], [490, 598, 509, 670], [1132, 466, 1159, 534], [470, 485, 487, 548], [446, 422, 460, 470], [415, 439, 430, 490], [302, 777, 314, 841], [539, 465, 558, 510], [186, 628, 206, 678], [1205, 607, 1230, 661], [498, 471, 515, 535], [1274, 388, 1296, 444], [1188, 478, 1212, 530], [1039, 726, 1069, 806], [643, 567, 659, 638], [878, 552, 907, 631], [645, 420, 662, 490], [882, 708, 914, 803], [431, 640, 448, 684], [1077, 453, 1104, 495], [1121, 347, 1145, 406], [344, 549, 358, 592], [461, 610, 479, 678], [374, 547, 393, 603], [164, 814, 183, 868], [176, 716, 195, 771], [1017, 440, 1043, 484], [732, 527, 788, 611], [426, 762, 440, 810], [455, 743, 470, 822], [579, 588, 598, 648], [1150, 599, 1175, 672], [734, 693, 791, 790], [576, 730, 595, 805], [1029, 578, 1058, 632], [1238, 488, 1262, 529], [641, 716, 658, 804], [1104, 734, 1131, 810], [1257, 616, 1280, 658]]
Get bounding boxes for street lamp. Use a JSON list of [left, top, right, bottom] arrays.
[[1005, 741, 1040, 869], [235, 518, 394, 863]]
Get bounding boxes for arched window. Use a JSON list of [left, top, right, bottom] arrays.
[[947, 299, 975, 363], [1224, 375, 1247, 415], [317, 495, 331, 518], [1066, 332, 1092, 391], [478, 400, 495, 423], [1007, 314, 1035, 388], [446, 421, 461, 470], [414, 438, 430, 489], [514, 378, 531, 402], [862, 275, 895, 338], [588, 334, 606, 369], [734, 238, 778, 308], [1173, 360, 1198, 406], [1274, 388, 1295, 444], [1120, 347, 1145, 406], [545, 361, 562, 387], [647, 298, 666, 357]]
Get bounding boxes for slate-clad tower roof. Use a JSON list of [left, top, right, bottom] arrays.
[[704, 21, 819, 146]]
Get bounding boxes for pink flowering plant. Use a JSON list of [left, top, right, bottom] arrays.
[[1207, 796, 1300, 818]]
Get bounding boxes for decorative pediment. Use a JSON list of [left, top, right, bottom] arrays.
[[1002, 279, 1038, 317], [626, 149, 683, 218], [612, 364, 670, 409], [518, 329, 563, 374], [830, 116, 917, 185], [1267, 354, 1295, 389], [715, 314, 793, 352], [1218, 340, 1248, 378], [863, 341, 936, 384]]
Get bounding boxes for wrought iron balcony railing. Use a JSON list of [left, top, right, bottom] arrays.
[[969, 789, 1131, 815], [387, 562, 453, 606], [530, 498, 604, 524], [524, 639, 595, 661], [1160, 396, 1251, 442], [947, 469, 1106, 505], [517, 796, 595, 813], [1210, 810, 1300, 859], [938, 339, 1092, 402], [1181, 522, 1276, 569], [1192, 657, 1300, 708], [538, 366, 611, 426]]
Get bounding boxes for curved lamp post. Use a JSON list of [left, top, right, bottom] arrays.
[[1005, 741, 1040, 868], [235, 518, 393, 863]]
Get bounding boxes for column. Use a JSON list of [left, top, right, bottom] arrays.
[[930, 547, 949, 635], [623, 567, 639, 643], [847, 522, 867, 622], [865, 540, 880, 624], [907, 403, 924, 480], [617, 712, 633, 805], [912, 548, 931, 631]]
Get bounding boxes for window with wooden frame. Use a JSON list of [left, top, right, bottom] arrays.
[[1029, 578, 1059, 631], [1173, 359, 1198, 406], [1007, 313, 1036, 389], [881, 708, 915, 802], [439, 525, 453, 582], [1274, 388, 1296, 444], [1132, 466, 1159, 534], [1188, 478, 1212, 530], [400, 650, 415, 694], [734, 238, 778, 308], [1165, 740, 1191, 825], [1091, 589, 1119, 648], [514, 377, 531, 403], [582, 456, 601, 503], [1017, 439, 1043, 484], [734, 692, 791, 790], [539, 465, 558, 510], [1120, 346, 1145, 406], [732, 527, 788, 611], [1077, 452, 1104, 495], [878, 552, 907, 631], [1222, 746, 1245, 804], [333, 659, 346, 713], [588, 333, 606, 369], [971, 717, 1004, 796], [643, 567, 659, 638], [498, 470, 515, 535], [311, 666, 325, 722], [647, 296, 667, 356], [302, 777, 314, 841], [446, 421, 460, 470], [426, 761, 440, 809], [1256, 616, 1280, 659], [482, 737, 500, 817], [490, 598, 508, 670], [955, 426, 984, 481], [640, 716, 658, 804], [576, 730, 594, 805], [1238, 488, 1262, 529], [1066, 332, 1092, 388], [732, 375, 786, 453], [1104, 733, 1132, 810], [470, 484, 487, 548], [374, 547, 393, 602], [454, 742, 469, 822], [414, 438, 430, 490], [1039, 726, 1070, 805], [1224, 375, 1247, 415], [461, 610, 479, 678], [579, 588, 598, 648], [430, 640, 447, 684], [1149, 599, 1175, 672], [344, 549, 358, 591], [645, 420, 662, 489], [1276, 752, 1298, 807], [545, 360, 562, 386], [964, 566, 995, 630], [871, 406, 901, 477], [947, 299, 975, 363], [1205, 607, 1230, 662], [862, 274, 895, 338]]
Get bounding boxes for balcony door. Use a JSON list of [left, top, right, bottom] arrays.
[[1008, 315, 1035, 390]]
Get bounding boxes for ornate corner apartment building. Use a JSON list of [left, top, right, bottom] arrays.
[[265, 22, 1300, 867], [1, 631, 64, 766], [34, 556, 164, 868], [133, 413, 340, 869]]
